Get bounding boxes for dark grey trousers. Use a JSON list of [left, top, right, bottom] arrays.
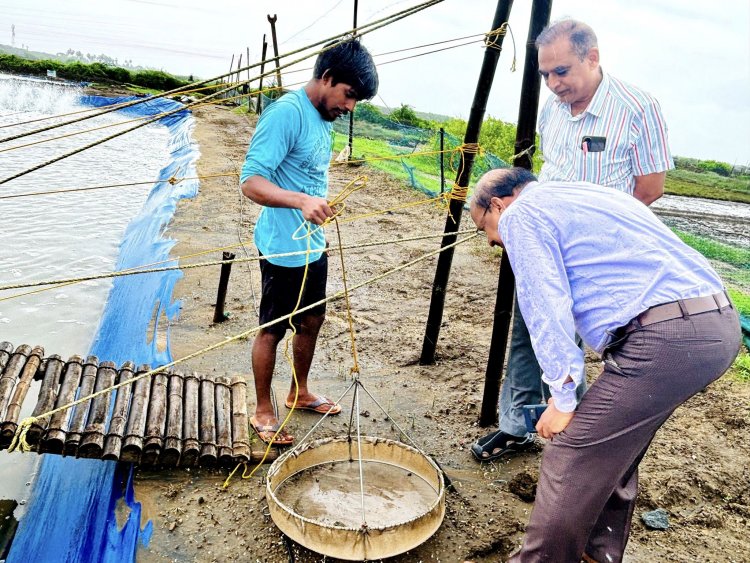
[[509, 305, 741, 563]]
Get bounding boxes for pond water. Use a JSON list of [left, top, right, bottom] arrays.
[[0, 75, 194, 561]]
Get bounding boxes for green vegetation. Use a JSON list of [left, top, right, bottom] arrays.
[[731, 351, 750, 383], [665, 169, 750, 203], [672, 230, 750, 270], [0, 53, 189, 91]]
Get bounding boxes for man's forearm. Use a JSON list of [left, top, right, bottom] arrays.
[[241, 175, 305, 209], [633, 171, 666, 206]]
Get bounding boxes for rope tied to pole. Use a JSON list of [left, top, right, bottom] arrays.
[[485, 22, 517, 71]]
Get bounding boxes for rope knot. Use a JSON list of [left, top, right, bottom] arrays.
[[484, 23, 508, 50], [8, 417, 37, 453]]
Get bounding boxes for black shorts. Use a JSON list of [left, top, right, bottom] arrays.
[[258, 252, 328, 335]]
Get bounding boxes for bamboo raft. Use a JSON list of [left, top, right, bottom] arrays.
[[0, 342, 277, 466]]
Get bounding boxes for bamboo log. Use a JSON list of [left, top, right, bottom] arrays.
[[63, 355, 98, 456], [102, 361, 135, 461], [161, 371, 184, 466], [230, 375, 250, 462], [198, 376, 217, 465], [26, 354, 64, 444], [141, 371, 168, 465], [215, 376, 232, 465], [0, 342, 15, 374], [41, 355, 83, 454], [0, 344, 31, 422], [180, 373, 200, 466], [1, 346, 44, 444], [120, 364, 152, 463], [78, 361, 117, 458]]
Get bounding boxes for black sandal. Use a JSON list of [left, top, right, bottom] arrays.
[[470, 430, 535, 462]]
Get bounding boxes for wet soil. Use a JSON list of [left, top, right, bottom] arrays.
[[136, 104, 750, 563]]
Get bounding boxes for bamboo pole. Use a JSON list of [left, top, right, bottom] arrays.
[[79, 361, 117, 458], [480, 0, 552, 426], [142, 371, 168, 465], [121, 364, 152, 463], [256, 35, 268, 115], [420, 0, 514, 365], [42, 355, 83, 454], [1, 346, 44, 445], [199, 376, 217, 465], [268, 14, 283, 91], [0, 342, 14, 374], [64, 355, 98, 455], [27, 354, 64, 445], [181, 372, 200, 466], [161, 371, 184, 466], [0, 344, 31, 421], [230, 375, 250, 462], [102, 361, 135, 461], [215, 376, 232, 464]]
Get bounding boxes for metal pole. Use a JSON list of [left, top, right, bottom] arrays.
[[268, 14, 283, 92], [348, 0, 359, 160], [419, 0, 514, 365], [479, 0, 552, 426], [256, 35, 268, 115], [439, 127, 445, 195], [213, 252, 236, 323]]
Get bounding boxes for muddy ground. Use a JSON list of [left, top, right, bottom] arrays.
[[135, 103, 750, 563]]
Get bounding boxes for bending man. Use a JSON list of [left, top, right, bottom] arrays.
[[471, 167, 739, 562]]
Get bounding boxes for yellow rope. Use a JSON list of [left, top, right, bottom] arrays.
[[8, 231, 478, 454]]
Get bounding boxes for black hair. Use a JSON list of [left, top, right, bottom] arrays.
[[473, 167, 537, 209], [535, 19, 598, 61], [313, 38, 379, 100]]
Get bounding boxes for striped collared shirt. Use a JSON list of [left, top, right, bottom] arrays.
[[537, 72, 674, 195]]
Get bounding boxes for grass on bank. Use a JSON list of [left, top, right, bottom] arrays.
[[665, 169, 750, 204]]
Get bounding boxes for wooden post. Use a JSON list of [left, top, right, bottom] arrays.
[[142, 371, 168, 465], [347, 0, 359, 161], [42, 355, 83, 454], [63, 355, 98, 455], [199, 376, 217, 465], [251, 47, 253, 113], [213, 251, 236, 323], [226, 54, 235, 99], [230, 375, 250, 462], [0, 344, 31, 420], [215, 376, 233, 464], [256, 35, 268, 114], [79, 361, 117, 458], [420, 0, 515, 365], [267, 14, 283, 92], [1, 346, 44, 444], [121, 364, 152, 463], [27, 354, 64, 445], [181, 372, 200, 466], [103, 361, 135, 461], [161, 371, 184, 466], [480, 0, 552, 426]]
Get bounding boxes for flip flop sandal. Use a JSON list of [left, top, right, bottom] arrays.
[[250, 416, 294, 446], [470, 430, 535, 462], [285, 395, 342, 415]]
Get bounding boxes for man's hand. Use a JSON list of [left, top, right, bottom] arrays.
[[300, 196, 334, 225], [536, 397, 574, 439]]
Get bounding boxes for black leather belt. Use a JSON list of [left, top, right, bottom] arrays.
[[623, 291, 730, 334]]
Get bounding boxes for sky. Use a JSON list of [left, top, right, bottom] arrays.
[[1, 0, 748, 164]]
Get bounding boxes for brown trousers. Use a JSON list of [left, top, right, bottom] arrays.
[[509, 305, 741, 563]]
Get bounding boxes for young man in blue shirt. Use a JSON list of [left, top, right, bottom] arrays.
[[240, 39, 378, 445], [471, 167, 739, 562]]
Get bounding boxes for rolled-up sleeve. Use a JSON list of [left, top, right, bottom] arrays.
[[499, 211, 584, 412]]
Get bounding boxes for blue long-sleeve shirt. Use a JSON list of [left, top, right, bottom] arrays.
[[498, 181, 724, 412]]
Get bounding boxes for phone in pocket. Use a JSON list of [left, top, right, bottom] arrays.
[[522, 404, 548, 433], [582, 135, 606, 153]]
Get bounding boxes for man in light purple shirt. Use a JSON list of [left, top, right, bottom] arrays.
[[471, 167, 740, 562]]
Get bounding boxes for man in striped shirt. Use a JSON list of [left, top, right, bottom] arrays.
[[471, 19, 674, 463]]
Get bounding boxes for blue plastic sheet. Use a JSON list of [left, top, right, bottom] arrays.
[[8, 95, 199, 563]]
